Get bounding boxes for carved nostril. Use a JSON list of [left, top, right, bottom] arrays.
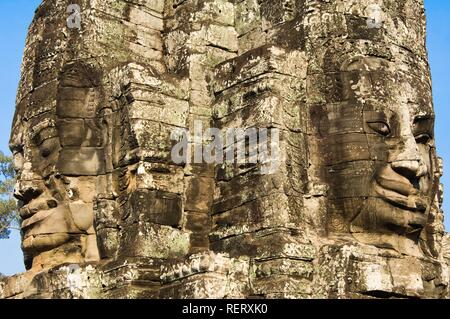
[[47, 199, 57, 208], [15, 187, 42, 204], [409, 176, 421, 191], [13, 189, 24, 201], [391, 161, 421, 190]]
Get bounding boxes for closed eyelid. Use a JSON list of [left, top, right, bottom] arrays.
[[367, 121, 391, 136], [413, 117, 434, 137]]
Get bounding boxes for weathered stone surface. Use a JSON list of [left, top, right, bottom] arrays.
[[313, 242, 449, 298], [3, 0, 449, 300]]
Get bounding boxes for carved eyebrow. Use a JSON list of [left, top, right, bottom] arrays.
[[29, 120, 58, 144], [29, 119, 55, 135], [363, 110, 389, 122], [413, 115, 434, 123]]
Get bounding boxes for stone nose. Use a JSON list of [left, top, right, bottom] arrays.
[[390, 129, 428, 181], [391, 160, 419, 174], [391, 160, 426, 190]]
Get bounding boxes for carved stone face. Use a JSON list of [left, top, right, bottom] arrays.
[[10, 64, 102, 270], [319, 56, 437, 255]]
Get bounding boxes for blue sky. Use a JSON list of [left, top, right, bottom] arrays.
[[0, 1, 449, 275], [0, 0, 41, 275]]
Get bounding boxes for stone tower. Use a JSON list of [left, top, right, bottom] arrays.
[[1, 0, 450, 299]]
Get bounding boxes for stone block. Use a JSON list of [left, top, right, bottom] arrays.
[[56, 87, 99, 119], [57, 119, 85, 146], [122, 190, 182, 228], [185, 176, 215, 213], [118, 222, 190, 259], [96, 228, 119, 259], [235, 0, 261, 35], [57, 147, 106, 176]]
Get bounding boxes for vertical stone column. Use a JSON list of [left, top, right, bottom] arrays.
[[159, 0, 243, 298], [92, 0, 192, 298], [164, 0, 238, 257], [209, 0, 318, 298]]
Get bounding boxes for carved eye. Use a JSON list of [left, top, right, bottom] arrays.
[[40, 148, 51, 158], [415, 134, 432, 145], [39, 139, 57, 158], [367, 121, 390, 136]]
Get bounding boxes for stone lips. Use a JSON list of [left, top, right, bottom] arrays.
[[2, 0, 449, 299]]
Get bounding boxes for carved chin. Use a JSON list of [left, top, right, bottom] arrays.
[[21, 205, 85, 255], [350, 196, 429, 238], [349, 196, 430, 257]]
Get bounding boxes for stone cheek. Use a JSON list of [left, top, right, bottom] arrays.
[[3, 0, 448, 299]]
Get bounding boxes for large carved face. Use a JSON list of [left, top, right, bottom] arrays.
[[318, 55, 438, 255], [10, 64, 103, 270]]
